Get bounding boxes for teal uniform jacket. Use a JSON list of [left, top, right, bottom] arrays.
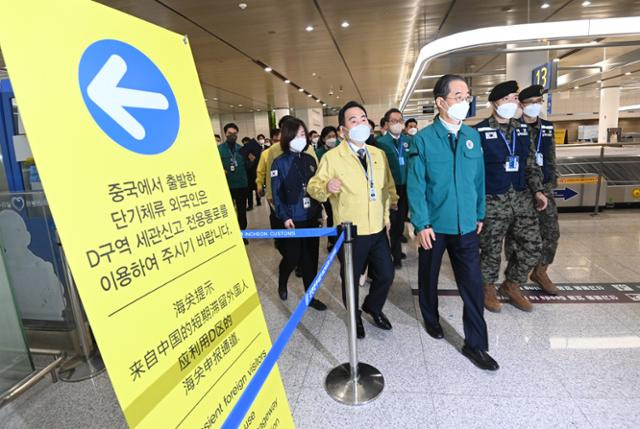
[[218, 141, 248, 189], [315, 145, 329, 160], [376, 133, 412, 186], [407, 117, 485, 235]]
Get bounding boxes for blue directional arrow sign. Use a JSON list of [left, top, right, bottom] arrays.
[[78, 39, 180, 155], [553, 187, 578, 200]]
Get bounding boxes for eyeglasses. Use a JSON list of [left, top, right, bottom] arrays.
[[446, 95, 473, 103], [388, 119, 404, 125]]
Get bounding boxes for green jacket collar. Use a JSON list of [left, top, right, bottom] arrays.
[[433, 115, 474, 141]]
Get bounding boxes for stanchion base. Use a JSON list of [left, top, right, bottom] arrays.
[[58, 351, 105, 382], [325, 362, 384, 405]]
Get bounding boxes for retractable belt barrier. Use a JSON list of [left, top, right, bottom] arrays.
[[241, 227, 338, 239], [223, 222, 384, 428]]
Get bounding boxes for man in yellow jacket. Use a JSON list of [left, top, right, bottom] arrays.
[[308, 101, 398, 339]]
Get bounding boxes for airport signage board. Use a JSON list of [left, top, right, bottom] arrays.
[[531, 61, 558, 91], [0, 1, 292, 428]]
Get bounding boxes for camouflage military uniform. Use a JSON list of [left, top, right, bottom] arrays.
[[479, 116, 543, 285], [505, 119, 559, 265]]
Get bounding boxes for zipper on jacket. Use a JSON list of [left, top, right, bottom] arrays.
[[449, 133, 461, 235]]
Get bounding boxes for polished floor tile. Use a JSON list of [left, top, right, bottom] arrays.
[[1, 206, 638, 428]]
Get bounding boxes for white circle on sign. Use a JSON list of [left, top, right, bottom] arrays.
[[466, 140, 474, 149]]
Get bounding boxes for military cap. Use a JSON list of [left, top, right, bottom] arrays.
[[518, 84, 547, 102], [488, 80, 519, 102]]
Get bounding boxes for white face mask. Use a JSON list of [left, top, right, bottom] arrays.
[[446, 100, 470, 122], [325, 137, 337, 148], [347, 124, 371, 144], [496, 102, 518, 119], [407, 127, 418, 136], [389, 123, 404, 135], [258, 138, 265, 144], [523, 103, 542, 118], [289, 137, 307, 153]]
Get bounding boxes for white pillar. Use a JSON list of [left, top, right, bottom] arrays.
[[296, 108, 324, 132], [252, 111, 270, 138], [598, 86, 621, 143], [273, 108, 291, 125]]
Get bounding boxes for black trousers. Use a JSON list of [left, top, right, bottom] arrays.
[[246, 168, 260, 208], [323, 201, 336, 246], [339, 229, 394, 314], [230, 187, 248, 230], [418, 231, 488, 350], [270, 209, 285, 256], [389, 184, 408, 262], [278, 219, 320, 291]]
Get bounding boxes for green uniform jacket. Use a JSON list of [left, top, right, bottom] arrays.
[[407, 117, 485, 235], [218, 141, 248, 189], [376, 133, 412, 186], [316, 145, 329, 160]]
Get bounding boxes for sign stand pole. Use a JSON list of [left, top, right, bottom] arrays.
[[56, 240, 105, 382], [325, 222, 384, 405]]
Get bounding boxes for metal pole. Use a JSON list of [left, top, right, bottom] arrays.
[[592, 144, 605, 216], [343, 222, 359, 382], [56, 241, 105, 381], [325, 222, 384, 405], [0, 353, 66, 406]]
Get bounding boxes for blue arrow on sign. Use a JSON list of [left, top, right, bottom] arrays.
[[553, 187, 578, 200], [78, 39, 180, 155]]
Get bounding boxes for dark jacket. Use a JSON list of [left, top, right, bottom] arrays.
[[271, 150, 321, 222], [218, 141, 248, 189], [241, 138, 263, 171], [475, 117, 532, 195]]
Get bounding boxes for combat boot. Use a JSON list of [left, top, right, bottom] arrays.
[[499, 280, 532, 312], [530, 264, 559, 295], [483, 283, 502, 313]]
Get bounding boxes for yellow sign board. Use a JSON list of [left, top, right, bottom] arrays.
[[558, 176, 600, 185], [0, 1, 292, 428], [555, 129, 567, 145]]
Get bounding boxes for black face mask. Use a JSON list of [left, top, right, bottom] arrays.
[[226, 134, 238, 143]]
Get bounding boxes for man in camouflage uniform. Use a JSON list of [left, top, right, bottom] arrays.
[[475, 81, 548, 312], [510, 84, 560, 294]]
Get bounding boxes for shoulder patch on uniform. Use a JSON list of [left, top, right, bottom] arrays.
[[541, 125, 554, 130], [270, 170, 278, 177], [477, 127, 494, 132]]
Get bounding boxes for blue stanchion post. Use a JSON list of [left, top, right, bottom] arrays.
[[221, 229, 345, 429]]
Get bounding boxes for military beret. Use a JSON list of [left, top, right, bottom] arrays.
[[518, 84, 547, 101], [488, 80, 519, 102]]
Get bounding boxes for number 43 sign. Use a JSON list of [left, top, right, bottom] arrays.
[[532, 61, 558, 91]]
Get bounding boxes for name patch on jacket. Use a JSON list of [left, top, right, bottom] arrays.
[[270, 170, 278, 177], [485, 131, 497, 139]]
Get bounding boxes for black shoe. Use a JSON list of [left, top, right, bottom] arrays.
[[278, 285, 287, 301], [243, 239, 249, 245], [362, 304, 392, 330], [356, 313, 365, 339], [393, 259, 402, 269], [256, 201, 262, 206], [461, 345, 499, 371], [425, 323, 444, 339], [295, 268, 302, 278], [400, 252, 407, 260], [247, 206, 253, 211], [309, 298, 327, 311], [401, 235, 408, 243]]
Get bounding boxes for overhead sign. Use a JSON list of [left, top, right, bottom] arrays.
[[531, 61, 558, 91], [0, 1, 292, 428]]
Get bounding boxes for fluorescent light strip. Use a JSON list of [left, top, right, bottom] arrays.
[[399, 16, 640, 110]]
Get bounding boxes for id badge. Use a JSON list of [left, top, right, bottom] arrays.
[[535, 152, 544, 166], [398, 157, 405, 166], [504, 155, 519, 172], [303, 197, 311, 209], [369, 187, 377, 202], [229, 164, 236, 172]]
